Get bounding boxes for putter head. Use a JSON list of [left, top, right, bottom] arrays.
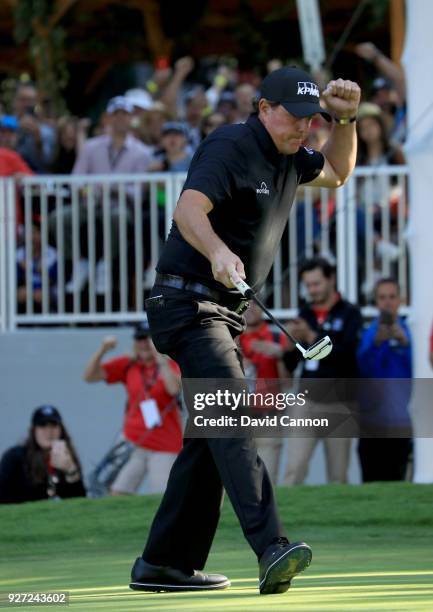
[[304, 335, 333, 360]]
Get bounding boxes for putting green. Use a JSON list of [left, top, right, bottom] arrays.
[[1, 484, 432, 611]]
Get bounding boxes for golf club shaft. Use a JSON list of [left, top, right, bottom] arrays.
[[249, 292, 306, 355]]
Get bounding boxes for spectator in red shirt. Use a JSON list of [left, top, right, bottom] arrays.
[[84, 322, 182, 495], [0, 143, 33, 231], [240, 302, 289, 379], [239, 302, 289, 482]]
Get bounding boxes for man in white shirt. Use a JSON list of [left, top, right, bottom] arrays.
[[49, 97, 152, 294]]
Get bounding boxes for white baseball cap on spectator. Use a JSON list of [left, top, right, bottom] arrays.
[[124, 89, 153, 111], [357, 102, 382, 120], [106, 96, 133, 114]]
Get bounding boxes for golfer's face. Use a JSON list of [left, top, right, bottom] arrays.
[[264, 104, 313, 154]]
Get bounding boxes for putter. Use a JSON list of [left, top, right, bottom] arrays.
[[231, 277, 333, 361]]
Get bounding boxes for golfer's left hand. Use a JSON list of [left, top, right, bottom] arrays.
[[321, 79, 361, 120]]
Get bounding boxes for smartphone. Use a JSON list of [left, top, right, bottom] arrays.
[[379, 310, 394, 326], [24, 105, 36, 117]]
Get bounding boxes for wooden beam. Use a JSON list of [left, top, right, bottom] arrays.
[[137, 0, 173, 60], [390, 0, 405, 64], [48, 0, 78, 29], [84, 60, 112, 95]]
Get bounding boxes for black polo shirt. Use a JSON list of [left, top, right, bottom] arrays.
[[157, 113, 324, 295]]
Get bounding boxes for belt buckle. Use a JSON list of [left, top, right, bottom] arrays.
[[234, 300, 249, 315]]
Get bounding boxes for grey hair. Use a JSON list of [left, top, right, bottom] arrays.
[[252, 98, 280, 113]]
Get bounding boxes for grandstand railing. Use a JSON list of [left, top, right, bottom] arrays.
[[0, 166, 409, 330]]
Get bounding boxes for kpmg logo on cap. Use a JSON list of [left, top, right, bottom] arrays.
[[297, 82, 320, 98], [256, 181, 270, 196]]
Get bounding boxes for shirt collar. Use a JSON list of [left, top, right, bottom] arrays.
[[246, 113, 282, 166], [108, 134, 133, 151]]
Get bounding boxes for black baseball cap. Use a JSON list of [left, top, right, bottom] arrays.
[[32, 405, 62, 426], [133, 320, 151, 340], [260, 67, 331, 122], [372, 77, 392, 92], [217, 91, 238, 108]]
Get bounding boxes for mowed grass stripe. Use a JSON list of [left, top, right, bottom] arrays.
[[66, 574, 433, 592], [68, 584, 433, 595], [64, 592, 433, 612], [1, 484, 433, 611]]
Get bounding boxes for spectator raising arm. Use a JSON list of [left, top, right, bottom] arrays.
[[354, 42, 406, 105], [154, 352, 181, 396], [83, 336, 117, 382], [158, 56, 195, 117]]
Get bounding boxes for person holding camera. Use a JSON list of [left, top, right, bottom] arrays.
[[0, 405, 85, 504], [13, 82, 57, 173], [356, 278, 412, 481]]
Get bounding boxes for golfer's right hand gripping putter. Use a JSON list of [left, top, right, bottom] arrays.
[[230, 275, 333, 361], [232, 277, 254, 299]]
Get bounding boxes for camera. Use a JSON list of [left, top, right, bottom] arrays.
[[379, 310, 394, 326], [24, 105, 36, 117]]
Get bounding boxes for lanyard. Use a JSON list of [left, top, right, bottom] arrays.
[[139, 364, 159, 400], [108, 143, 126, 170]]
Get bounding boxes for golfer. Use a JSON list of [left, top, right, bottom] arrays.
[[129, 66, 360, 595]]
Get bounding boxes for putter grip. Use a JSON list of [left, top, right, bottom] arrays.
[[230, 277, 254, 298]]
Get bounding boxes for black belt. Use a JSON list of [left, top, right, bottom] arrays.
[[154, 273, 249, 314]]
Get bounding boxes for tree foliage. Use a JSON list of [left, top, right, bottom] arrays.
[[13, 0, 68, 114]]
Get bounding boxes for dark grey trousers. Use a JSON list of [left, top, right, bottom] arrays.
[[142, 285, 286, 572]]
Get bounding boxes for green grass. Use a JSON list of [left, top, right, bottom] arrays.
[[1, 484, 433, 611]]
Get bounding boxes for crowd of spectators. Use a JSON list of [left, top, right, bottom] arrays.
[[237, 258, 414, 486], [0, 46, 424, 502], [0, 260, 417, 505], [0, 43, 409, 311]]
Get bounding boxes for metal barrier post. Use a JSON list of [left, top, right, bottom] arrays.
[[3, 169, 409, 327], [335, 184, 347, 297], [347, 176, 358, 303], [6, 179, 17, 331], [0, 180, 7, 332]]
